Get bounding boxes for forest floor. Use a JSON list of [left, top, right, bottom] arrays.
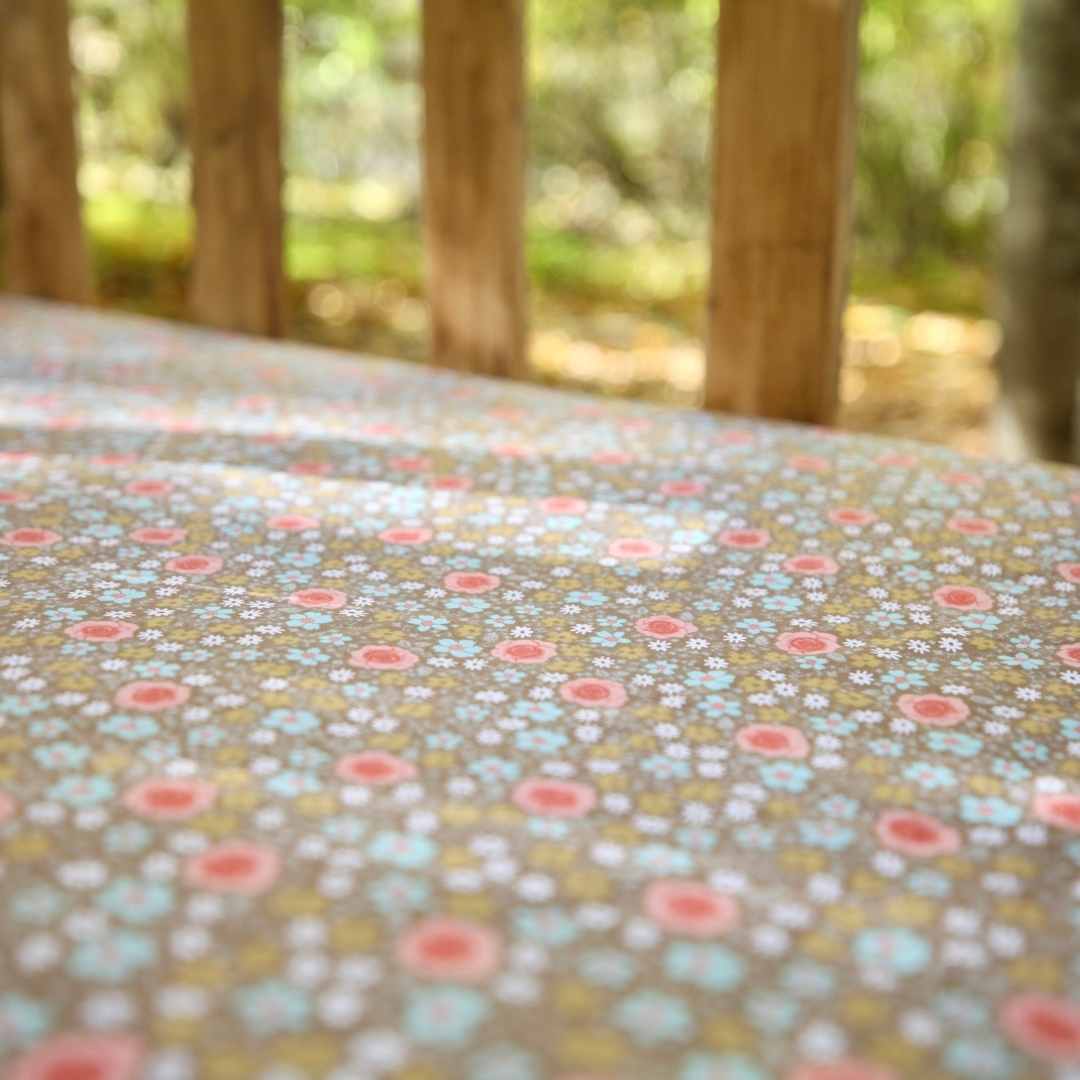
[[81, 196, 998, 455]]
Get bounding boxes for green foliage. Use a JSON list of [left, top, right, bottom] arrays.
[[68, 0, 1013, 314]]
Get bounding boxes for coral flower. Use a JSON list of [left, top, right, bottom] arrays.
[[635, 616, 697, 639], [268, 514, 320, 531], [1000, 994, 1080, 1063], [783, 554, 839, 575], [349, 644, 420, 670], [336, 752, 417, 786], [897, 693, 970, 727], [9, 1033, 144, 1080], [165, 554, 223, 575], [185, 842, 281, 895], [444, 571, 501, 594], [398, 917, 501, 981], [123, 778, 217, 820], [378, 526, 433, 545], [492, 640, 558, 664], [130, 526, 185, 545], [288, 587, 347, 609], [875, 810, 960, 857], [1, 528, 61, 547], [513, 778, 597, 818], [540, 495, 588, 514], [114, 681, 190, 712], [1033, 793, 1080, 832], [736, 724, 810, 759], [66, 620, 138, 643], [560, 678, 628, 708], [775, 630, 840, 656], [1058, 643, 1080, 668], [718, 528, 770, 549], [607, 537, 664, 559], [932, 585, 994, 611], [828, 507, 877, 526], [642, 879, 739, 937]]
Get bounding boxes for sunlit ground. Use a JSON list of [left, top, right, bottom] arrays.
[[76, 194, 999, 456]]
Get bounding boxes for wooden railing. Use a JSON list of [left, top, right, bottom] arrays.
[[0, 0, 860, 425]]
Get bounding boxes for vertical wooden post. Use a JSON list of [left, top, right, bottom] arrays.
[[422, 0, 527, 378], [187, 0, 285, 337], [705, 0, 860, 424], [0, 0, 93, 304]]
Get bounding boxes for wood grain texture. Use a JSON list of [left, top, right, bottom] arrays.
[[422, 0, 527, 378], [0, 0, 93, 304], [705, 0, 860, 423], [187, 0, 285, 337]]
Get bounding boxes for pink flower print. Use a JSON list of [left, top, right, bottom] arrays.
[[775, 631, 840, 656], [1000, 993, 1080, 1063], [948, 515, 998, 536], [607, 538, 663, 559], [788, 453, 830, 472], [130, 526, 185, 544], [389, 455, 432, 473], [443, 571, 501, 594], [288, 587, 347, 610], [828, 507, 877, 526], [267, 514, 320, 531], [398, 917, 501, 981], [349, 645, 420, 670], [635, 616, 697, 639], [165, 554, 223, 575], [0, 790, 15, 823], [876, 451, 918, 468], [736, 724, 810, 759], [897, 693, 970, 727], [512, 778, 597, 818], [492, 640, 558, 664], [560, 678, 628, 708], [789, 1062, 895, 1080], [783, 554, 840, 575], [185, 842, 281, 895], [125, 479, 172, 496], [1057, 643, 1080, 668], [430, 474, 473, 491], [940, 470, 983, 487], [336, 752, 417, 786], [9, 1033, 143, 1080], [1, 527, 61, 547], [660, 480, 705, 497], [114, 681, 190, 712], [0, 489, 27, 503], [718, 528, 770, 549], [875, 810, 960, 857], [932, 585, 993, 611], [378, 526, 433, 545], [1059, 563, 1080, 584], [65, 621, 138, 643], [1033, 793, 1080, 832], [540, 496, 588, 514], [123, 778, 217, 821], [714, 429, 754, 446], [288, 461, 331, 476], [591, 450, 635, 466], [642, 879, 739, 937]]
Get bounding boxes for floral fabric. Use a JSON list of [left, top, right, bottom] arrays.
[[0, 297, 1079, 1080]]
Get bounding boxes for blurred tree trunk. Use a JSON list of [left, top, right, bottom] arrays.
[[997, 0, 1080, 464]]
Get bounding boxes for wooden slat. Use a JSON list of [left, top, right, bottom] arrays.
[[0, 0, 93, 304], [705, 0, 860, 424], [422, 0, 527, 378], [187, 0, 285, 337]]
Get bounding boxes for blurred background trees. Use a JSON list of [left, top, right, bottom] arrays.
[[26, 0, 1024, 450]]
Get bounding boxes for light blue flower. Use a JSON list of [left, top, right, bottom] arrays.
[[263, 708, 320, 734], [467, 1044, 537, 1080], [69, 930, 156, 981], [406, 987, 489, 1047], [368, 831, 437, 868], [31, 741, 90, 770], [797, 821, 855, 850], [0, 993, 50, 1054], [98, 714, 159, 741], [780, 959, 835, 999], [903, 761, 957, 789], [514, 729, 568, 754], [513, 907, 579, 947], [265, 771, 321, 798], [233, 979, 312, 1036], [943, 1036, 1013, 1078], [368, 873, 432, 918], [612, 990, 694, 1046], [681, 1053, 767, 1080], [103, 821, 152, 855], [926, 731, 983, 757], [960, 795, 1022, 827], [47, 775, 114, 807], [96, 878, 174, 923], [9, 884, 69, 925], [758, 761, 813, 793], [853, 927, 931, 976], [664, 943, 744, 991], [578, 949, 636, 989]]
